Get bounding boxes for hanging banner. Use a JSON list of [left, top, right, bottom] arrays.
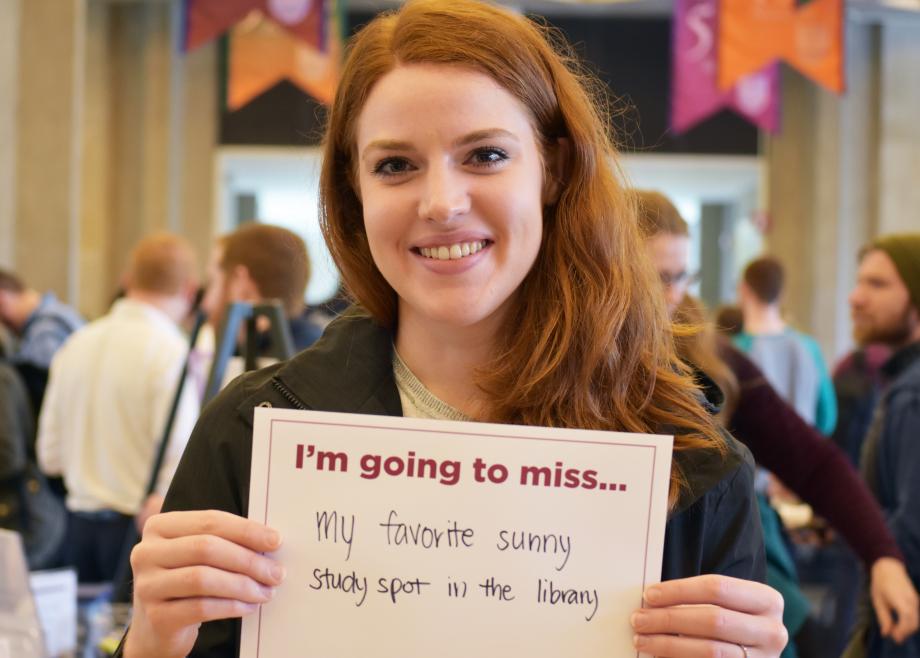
[[184, 0, 324, 51], [718, 0, 844, 93], [672, 0, 780, 135], [227, 6, 340, 109]]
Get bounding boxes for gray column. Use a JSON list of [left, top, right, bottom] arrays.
[[77, 2, 218, 317], [764, 70, 819, 336], [15, 0, 86, 303], [763, 16, 917, 362], [0, 0, 21, 268], [877, 22, 920, 235], [699, 202, 733, 310]]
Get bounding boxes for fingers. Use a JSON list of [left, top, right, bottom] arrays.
[[870, 558, 920, 644], [127, 510, 284, 658], [133, 533, 285, 587], [631, 604, 782, 648], [136, 565, 276, 604], [872, 589, 894, 639], [873, 596, 918, 644], [633, 633, 749, 658], [143, 510, 282, 554], [634, 576, 788, 658], [145, 597, 261, 633], [644, 575, 785, 617]]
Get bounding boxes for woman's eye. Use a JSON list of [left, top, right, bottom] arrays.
[[372, 157, 414, 177], [468, 147, 509, 167]]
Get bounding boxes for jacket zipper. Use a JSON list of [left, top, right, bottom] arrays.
[[270, 377, 307, 410]]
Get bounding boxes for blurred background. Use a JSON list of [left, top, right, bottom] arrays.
[[1, 0, 918, 360]]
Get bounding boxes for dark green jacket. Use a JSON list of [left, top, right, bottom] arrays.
[[124, 310, 764, 657]]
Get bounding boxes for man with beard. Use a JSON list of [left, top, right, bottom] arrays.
[[850, 233, 920, 657]]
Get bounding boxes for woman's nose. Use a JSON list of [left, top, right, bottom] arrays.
[[418, 165, 471, 223]]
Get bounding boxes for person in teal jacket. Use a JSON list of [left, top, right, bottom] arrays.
[[734, 256, 837, 436]]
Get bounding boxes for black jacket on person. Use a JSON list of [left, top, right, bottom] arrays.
[[117, 310, 764, 658]]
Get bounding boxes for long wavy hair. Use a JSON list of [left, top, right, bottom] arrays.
[[319, 0, 725, 506]]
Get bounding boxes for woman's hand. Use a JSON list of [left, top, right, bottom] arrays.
[[123, 510, 285, 658], [870, 557, 920, 644], [631, 574, 787, 657]]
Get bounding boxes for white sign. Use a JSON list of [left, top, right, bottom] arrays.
[[241, 409, 673, 658], [29, 569, 77, 657], [0, 530, 44, 658]]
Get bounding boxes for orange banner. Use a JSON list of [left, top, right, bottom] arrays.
[[227, 9, 340, 110], [718, 0, 843, 93]]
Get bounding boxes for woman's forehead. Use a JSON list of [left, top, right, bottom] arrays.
[[354, 64, 536, 149]]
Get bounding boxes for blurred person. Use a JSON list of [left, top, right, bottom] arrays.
[[0, 358, 66, 569], [638, 190, 919, 657], [734, 256, 837, 436], [716, 303, 744, 336], [0, 268, 84, 413], [0, 322, 13, 357], [36, 233, 200, 584], [832, 344, 892, 467], [827, 342, 894, 658], [201, 223, 323, 355], [847, 233, 920, 658]]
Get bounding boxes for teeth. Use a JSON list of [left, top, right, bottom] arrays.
[[419, 241, 488, 261]]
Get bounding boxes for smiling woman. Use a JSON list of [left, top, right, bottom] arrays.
[[116, 2, 787, 657], [356, 64, 546, 359]]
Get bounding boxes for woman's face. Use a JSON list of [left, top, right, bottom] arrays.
[[354, 64, 547, 332], [647, 232, 691, 317]]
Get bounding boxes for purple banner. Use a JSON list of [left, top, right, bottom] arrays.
[[671, 0, 780, 135]]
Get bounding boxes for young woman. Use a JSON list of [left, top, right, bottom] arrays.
[[117, 3, 787, 657], [636, 189, 919, 654]]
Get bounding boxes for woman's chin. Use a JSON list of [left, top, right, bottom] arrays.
[[401, 298, 504, 332]]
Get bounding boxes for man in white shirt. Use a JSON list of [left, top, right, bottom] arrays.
[[37, 233, 200, 583]]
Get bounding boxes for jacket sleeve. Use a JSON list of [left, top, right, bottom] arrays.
[[886, 388, 920, 581], [0, 366, 28, 479], [725, 345, 903, 566], [705, 459, 766, 581], [112, 381, 254, 658], [662, 453, 766, 584]]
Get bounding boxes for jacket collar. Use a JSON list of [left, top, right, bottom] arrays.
[[882, 340, 920, 384], [236, 308, 402, 426]]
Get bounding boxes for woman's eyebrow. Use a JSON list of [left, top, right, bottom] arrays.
[[362, 129, 520, 160], [453, 128, 518, 147], [361, 139, 413, 159]]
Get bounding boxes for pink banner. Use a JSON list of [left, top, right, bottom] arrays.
[[671, 0, 780, 135]]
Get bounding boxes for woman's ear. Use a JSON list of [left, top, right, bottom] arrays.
[[543, 137, 571, 206]]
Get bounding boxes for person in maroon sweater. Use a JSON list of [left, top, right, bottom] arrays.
[[637, 189, 919, 649], [719, 338, 897, 566]]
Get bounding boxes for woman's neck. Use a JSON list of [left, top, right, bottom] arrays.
[[394, 306, 504, 419]]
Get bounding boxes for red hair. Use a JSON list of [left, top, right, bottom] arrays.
[[320, 0, 725, 506]]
